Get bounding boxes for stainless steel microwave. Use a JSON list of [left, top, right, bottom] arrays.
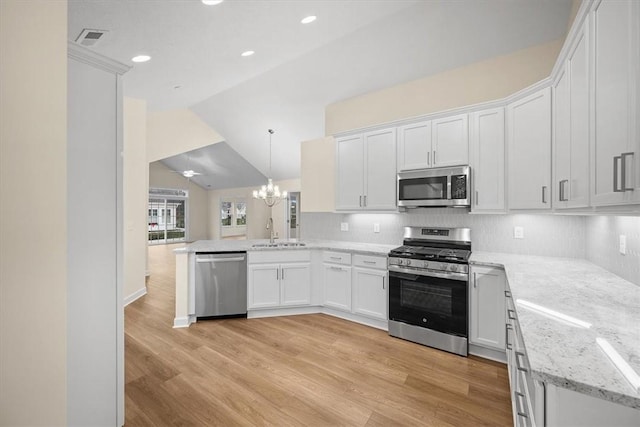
[[397, 166, 471, 208]]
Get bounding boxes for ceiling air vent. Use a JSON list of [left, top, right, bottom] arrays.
[[75, 28, 108, 47]]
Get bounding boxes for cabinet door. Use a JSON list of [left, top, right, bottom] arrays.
[[247, 264, 280, 309], [336, 134, 364, 210], [469, 108, 505, 212], [553, 66, 571, 209], [364, 128, 397, 210], [352, 268, 387, 321], [280, 263, 311, 306], [432, 113, 469, 167], [567, 24, 590, 208], [469, 266, 506, 350], [323, 264, 351, 312], [591, 0, 640, 205], [507, 87, 552, 210], [397, 121, 431, 171]]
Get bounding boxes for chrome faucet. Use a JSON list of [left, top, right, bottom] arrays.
[[267, 217, 275, 243]]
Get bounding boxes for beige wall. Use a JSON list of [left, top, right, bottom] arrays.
[[147, 108, 225, 162], [149, 161, 210, 241], [300, 137, 335, 212], [123, 98, 149, 301], [326, 38, 564, 135], [0, 1, 68, 425]]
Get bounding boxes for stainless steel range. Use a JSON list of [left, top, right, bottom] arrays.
[[388, 226, 471, 356]]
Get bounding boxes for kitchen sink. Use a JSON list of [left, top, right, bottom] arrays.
[[251, 242, 306, 248]]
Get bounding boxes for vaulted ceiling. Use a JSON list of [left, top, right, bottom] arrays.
[[69, 0, 572, 188]]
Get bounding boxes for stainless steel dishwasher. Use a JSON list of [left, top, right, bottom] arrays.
[[195, 252, 247, 319]]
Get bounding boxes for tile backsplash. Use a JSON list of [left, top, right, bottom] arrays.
[[301, 211, 640, 286], [585, 216, 640, 286], [301, 210, 587, 258]]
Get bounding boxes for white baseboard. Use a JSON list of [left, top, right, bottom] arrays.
[[247, 306, 321, 319], [469, 344, 507, 363], [173, 315, 196, 328], [321, 307, 388, 331], [124, 287, 147, 306]]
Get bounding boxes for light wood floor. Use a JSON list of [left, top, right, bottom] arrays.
[[125, 243, 512, 426]]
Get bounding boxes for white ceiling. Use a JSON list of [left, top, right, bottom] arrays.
[[69, 0, 572, 187]]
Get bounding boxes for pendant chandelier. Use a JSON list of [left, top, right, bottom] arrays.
[[253, 129, 287, 207]]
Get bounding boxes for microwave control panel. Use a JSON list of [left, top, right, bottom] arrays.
[[451, 175, 467, 199]]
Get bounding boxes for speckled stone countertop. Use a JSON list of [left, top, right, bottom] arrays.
[[470, 251, 640, 410], [178, 239, 397, 257]]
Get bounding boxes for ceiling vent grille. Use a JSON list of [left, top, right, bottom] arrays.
[[75, 28, 108, 47]]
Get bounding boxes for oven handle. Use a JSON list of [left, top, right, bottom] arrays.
[[389, 265, 468, 282]]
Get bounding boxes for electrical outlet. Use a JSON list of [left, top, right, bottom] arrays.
[[514, 226, 524, 239], [619, 235, 627, 255], [340, 222, 349, 232], [373, 223, 380, 233]]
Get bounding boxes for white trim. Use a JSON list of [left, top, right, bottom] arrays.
[[247, 306, 321, 319], [124, 287, 147, 306], [67, 41, 130, 75], [173, 315, 196, 328], [321, 307, 388, 331], [469, 344, 507, 363]]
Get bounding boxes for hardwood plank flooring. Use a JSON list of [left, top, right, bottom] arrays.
[[125, 243, 512, 426]]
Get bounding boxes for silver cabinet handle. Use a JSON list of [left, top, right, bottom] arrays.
[[382, 276, 385, 290], [359, 195, 362, 207], [433, 150, 437, 165], [281, 268, 284, 280], [506, 324, 513, 350], [614, 155, 622, 192], [473, 272, 477, 288], [559, 179, 569, 201], [276, 268, 279, 280], [505, 290, 512, 298], [330, 256, 341, 260], [475, 190, 479, 206], [622, 152, 635, 191], [363, 195, 367, 207], [427, 151, 430, 166], [507, 309, 516, 321], [330, 266, 343, 271], [515, 351, 528, 372], [542, 186, 548, 203], [515, 392, 528, 418], [363, 260, 376, 265]]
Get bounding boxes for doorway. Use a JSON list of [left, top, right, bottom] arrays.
[[148, 188, 188, 244]]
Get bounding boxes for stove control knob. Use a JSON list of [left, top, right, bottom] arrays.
[[396, 259, 404, 266], [406, 259, 412, 267]]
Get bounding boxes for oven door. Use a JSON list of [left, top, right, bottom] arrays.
[[388, 267, 468, 338]]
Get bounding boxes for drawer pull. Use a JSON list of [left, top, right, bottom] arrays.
[[515, 392, 528, 418], [505, 290, 512, 298], [507, 309, 517, 321], [515, 351, 528, 372], [330, 266, 343, 271], [363, 260, 376, 265]]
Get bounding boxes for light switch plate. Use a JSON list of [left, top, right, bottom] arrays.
[[619, 235, 627, 255], [514, 226, 524, 239], [340, 222, 349, 232], [373, 223, 380, 233]]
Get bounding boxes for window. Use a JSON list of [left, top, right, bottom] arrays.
[[235, 202, 246, 226], [221, 201, 232, 226]]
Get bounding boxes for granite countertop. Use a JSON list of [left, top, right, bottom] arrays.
[[470, 251, 640, 410], [178, 239, 397, 257]]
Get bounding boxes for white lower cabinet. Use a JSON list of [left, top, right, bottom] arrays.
[[247, 251, 311, 310], [352, 254, 388, 321], [469, 265, 506, 350], [322, 251, 352, 311]]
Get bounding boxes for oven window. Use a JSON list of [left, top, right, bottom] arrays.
[[401, 281, 452, 317], [399, 176, 447, 200]]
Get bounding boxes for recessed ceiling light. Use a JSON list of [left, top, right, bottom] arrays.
[[241, 50, 255, 57], [301, 15, 317, 24], [202, 0, 224, 5], [131, 55, 151, 63]]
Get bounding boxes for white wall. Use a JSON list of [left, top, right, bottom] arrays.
[[325, 39, 563, 135], [123, 97, 149, 302], [147, 108, 225, 162], [0, 0, 68, 424], [148, 161, 210, 241]]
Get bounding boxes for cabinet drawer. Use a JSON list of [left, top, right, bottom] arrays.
[[353, 254, 387, 270], [248, 250, 310, 264], [323, 251, 352, 265]]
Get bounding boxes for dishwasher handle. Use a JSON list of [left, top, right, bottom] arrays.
[[196, 256, 246, 263]]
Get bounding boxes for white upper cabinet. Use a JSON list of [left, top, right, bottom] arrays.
[[336, 134, 364, 210], [507, 87, 552, 210], [397, 114, 468, 172], [469, 108, 505, 212], [397, 121, 432, 171], [336, 128, 396, 211], [431, 113, 469, 167], [590, 0, 640, 206], [553, 21, 590, 210]]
